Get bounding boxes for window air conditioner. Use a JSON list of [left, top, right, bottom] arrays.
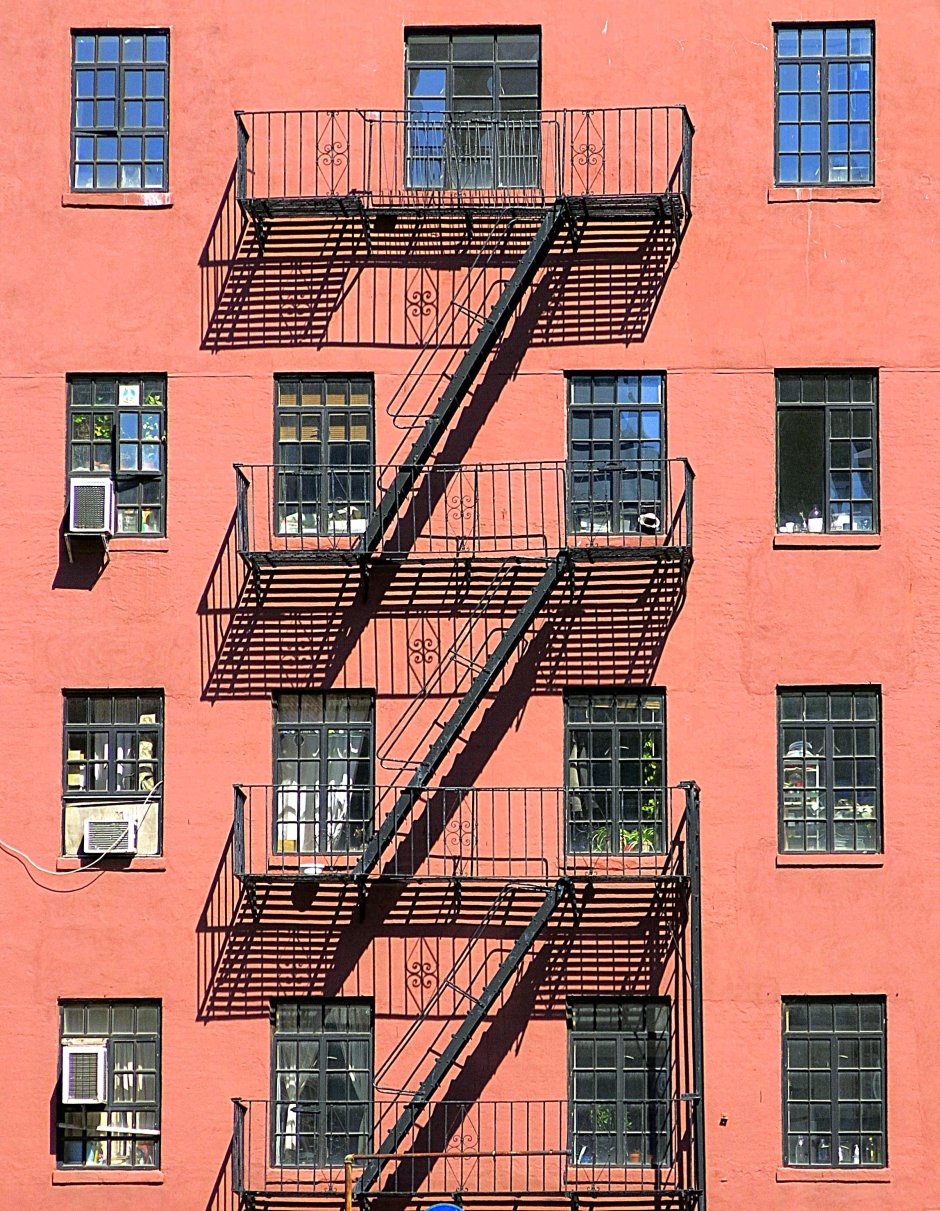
[[69, 476, 115, 535], [83, 817, 138, 856], [62, 1045, 107, 1104]]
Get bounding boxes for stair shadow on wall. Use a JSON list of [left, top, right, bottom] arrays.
[[200, 166, 679, 351]]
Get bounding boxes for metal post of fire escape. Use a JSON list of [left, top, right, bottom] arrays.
[[681, 779, 706, 1210]]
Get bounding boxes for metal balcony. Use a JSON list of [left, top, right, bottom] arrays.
[[232, 1094, 703, 1206], [235, 106, 693, 229], [233, 784, 694, 888], [235, 458, 694, 570]]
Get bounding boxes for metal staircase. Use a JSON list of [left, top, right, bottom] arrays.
[[354, 553, 569, 880], [357, 202, 569, 558], [356, 877, 574, 1194]]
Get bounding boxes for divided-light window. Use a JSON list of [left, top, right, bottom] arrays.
[[71, 31, 169, 191], [778, 688, 881, 854], [775, 25, 873, 185], [406, 29, 540, 188], [63, 691, 164, 857], [783, 998, 885, 1167], [58, 1001, 161, 1168], [776, 372, 877, 534], [272, 1001, 372, 1168], [68, 376, 167, 536]]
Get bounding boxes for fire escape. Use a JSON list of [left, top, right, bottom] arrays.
[[228, 103, 703, 1210]]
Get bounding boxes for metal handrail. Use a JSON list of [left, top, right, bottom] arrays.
[[232, 783, 691, 883], [234, 106, 693, 210], [233, 457, 693, 562]]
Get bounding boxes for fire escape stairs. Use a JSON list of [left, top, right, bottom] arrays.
[[353, 551, 570, 881], [355, 876, 575, 1196], [356, 200, 570, 560]]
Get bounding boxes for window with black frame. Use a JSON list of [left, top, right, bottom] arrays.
[[275, 377, 373, 539], [783, 998, 885, 1168], [566, 692, 665, 855], [58, 1001, 160, 1169], [568, 375, 664, 537], [68, 376, 167, 536], [63, 692, 163, 856], [778, 688, 881, 853], [273, 694, 373, 857], [775, 25, 873, 186], [776, 372, 877, 534], [71, 31, 169, 191], [405, 30, 540, 189], [569, 1001, 670, 1168], [272, 1002, 372, 1169]]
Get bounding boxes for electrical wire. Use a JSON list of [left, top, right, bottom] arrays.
[[0, 781, 163, 879]]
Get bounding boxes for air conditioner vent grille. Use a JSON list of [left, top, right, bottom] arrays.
[[68, 1052, 101, 1101], [83, 818, 136, 855]]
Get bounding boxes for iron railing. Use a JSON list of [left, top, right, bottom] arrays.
[[235, 458, 694, 564], [232, 1094, 701, 1200], [233, 784, 693, 883], [235, 107, 693, 211]]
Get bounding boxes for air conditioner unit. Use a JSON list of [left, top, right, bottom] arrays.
[[69, 476, 115, 536], [62, 1045, 107, 1104], [83, 817, 138, 855]]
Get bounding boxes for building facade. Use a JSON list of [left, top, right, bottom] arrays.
[[1, 2, 938, 1208]]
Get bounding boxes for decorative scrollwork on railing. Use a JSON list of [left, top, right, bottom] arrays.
[[447, 492, 476, 525], [575, 141, 599, 168], [443, 814, 475, 851], [318, 141, 347, 167]]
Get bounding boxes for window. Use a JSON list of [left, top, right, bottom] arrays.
[[569, 1001, 670, 1167], [275, 377, 373, 538], [568, 375, 664, 536], [776, 372, 877, 534], [405, 30, 540, 188], [778, 688, 881, 853], [58, 1001, 161, 1168], [274, 694, 373, 856], [566, 692, 665, 854], [783, 998, 885, 1167], [71, 31, 169, 191], [63, 692, 163, 856], [68, 376, 167, 536], [775, 25, 873, 185], [272, 1001, 372, 1167]]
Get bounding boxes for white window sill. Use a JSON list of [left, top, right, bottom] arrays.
[[776, 1166, 889, 1182], [62, 191, 172, 209], [768, 185, 882, 204]]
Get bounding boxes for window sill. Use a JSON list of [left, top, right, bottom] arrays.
[[768, 185, 882, 204], [108, 537, 170, 553], [53, 1168, 164, 1184], [56, 856, 166, 872], [776, 1167, 889, 1183], [773, 533, 880, 550], [62, 191, 173, 209], [777, 853, 883, 868]]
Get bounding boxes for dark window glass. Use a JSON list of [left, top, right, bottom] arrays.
[[63, 691, 163, 856], [778, 688, 881, 853], [568, 375, 665, 536], [71, 31, 169, 191], [68, 376, 167, 536], [275, 378, 373, 539], [775, 25, 873, 185], [566, 692, 665, 854], [568, 1001, 670, 1167], [272, 1001, 372, 1168], [776, 372, 877, 533], [783, 998, 885, 1167], [405, 30, 540, 188], [274, 694, 373, 855], [58, 1001, 161, 1168]]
